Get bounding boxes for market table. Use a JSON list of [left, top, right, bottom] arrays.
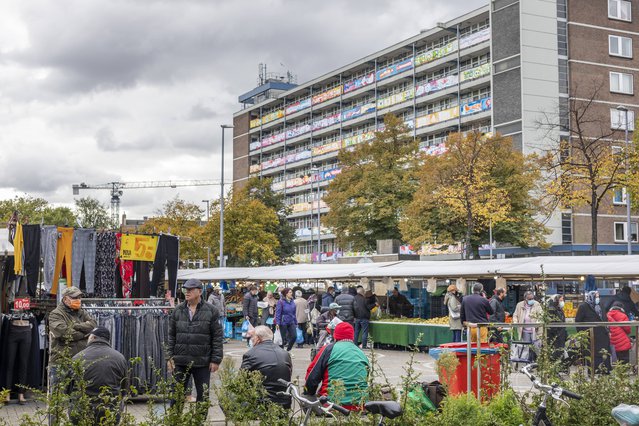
[[369, 321, 452, 347]]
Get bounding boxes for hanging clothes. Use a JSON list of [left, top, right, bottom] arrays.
[[115, 234, 134, 298], [22, 225, 41, 297], [94, 232, 117, 298], [0, 258, 16, 313], [71, 229, 97, 294], [41, 226, 58, 293], [132, 262, 151, 298], [12, 223, 24, 276], [0, 315, 42, 391], [52, 227, 74, 295], [150, 235, 179, 296]]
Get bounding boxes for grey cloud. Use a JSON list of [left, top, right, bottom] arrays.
[[95, 126, 171, 152], [187, 102, 218, 121]]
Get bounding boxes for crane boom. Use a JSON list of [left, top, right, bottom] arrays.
[[72, 180, 220, 224]]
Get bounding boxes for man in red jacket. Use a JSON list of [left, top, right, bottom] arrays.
[[607, 301, 632, 365]]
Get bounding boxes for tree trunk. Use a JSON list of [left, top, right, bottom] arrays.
[[590, 196, 598, 256], [466, 209, 473, 260]]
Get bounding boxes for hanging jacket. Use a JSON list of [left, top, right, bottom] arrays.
[[607, 308, 632, 352], [48, 303, 97, 365], [275, 299, 297, 326], [167, 301, 224, 367]]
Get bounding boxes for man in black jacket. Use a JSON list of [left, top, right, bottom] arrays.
[[488, 288, 507, 343], [353, 286, 377, 349], [241, 325, 292, 408], [460, 283, 494, 343], [69, 327, 127, 424], [167, 279, 223, 411], [243, 285, 259, 346], [335, 287, 356, 325], [388, 288, 413, 318]]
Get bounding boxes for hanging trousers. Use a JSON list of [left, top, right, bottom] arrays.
[[71, 229, 97, 293], [22, 225, 41, 297], [133, 262, 151, 298], [94, 232, 117, 297], [52, 228, 74, 295], [41, 226, 58, 293], [13, 223, 24, 276], [150, 235, 179, 296], [4, 324, 32, 392]]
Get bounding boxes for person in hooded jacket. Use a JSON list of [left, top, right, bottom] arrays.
[[444, 285, 463, 342], [275, 288, 298, 353], [576, 290, 611, 373], [304, 322, 369, 410], [546, 295, 568, 364], [321, 287, 336, 308], [607, 301, 632, 365], [335, 287, 356, 325], [611, 286, 639, 320]]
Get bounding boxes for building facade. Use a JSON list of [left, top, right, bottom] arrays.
[[233, 0, 638, 261]]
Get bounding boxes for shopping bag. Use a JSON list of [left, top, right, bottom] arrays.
[[223, 319, 233, 339], [266, 317, 274, 325], [241, 320, 250, 332], [296, 328, 304, 344], [421, 380, 446, 409], [406, 383, 436, 414], [273, 329, 283, 346]]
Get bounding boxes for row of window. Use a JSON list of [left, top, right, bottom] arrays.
[[609, 0, 632, 22]]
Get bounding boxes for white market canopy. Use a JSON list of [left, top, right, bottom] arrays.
[[176, 255, 639, 281]]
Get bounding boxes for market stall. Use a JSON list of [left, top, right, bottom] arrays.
[[369, 320, 452, 347]]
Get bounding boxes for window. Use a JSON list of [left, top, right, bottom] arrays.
[[610, 108, 635, 130], [614, 222, 638, 242], [609, 0, 632, 21], [613, 187, 628, 204], [609, 35, 633, 58], [610, 72, 634, 94]]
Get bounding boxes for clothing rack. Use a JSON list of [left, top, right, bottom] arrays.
[[82, 298, 166, 302], [84, 306, 174, 310]]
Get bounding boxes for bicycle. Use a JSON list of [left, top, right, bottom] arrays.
[[277, 379, 402, 426], [521, 363, 582, 426]]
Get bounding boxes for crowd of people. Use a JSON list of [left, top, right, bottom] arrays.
[[446, 282, 638, 372]]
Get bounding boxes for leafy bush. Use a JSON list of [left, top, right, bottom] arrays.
[[486, 389, 526, 426], [433, 394, 491, 426]]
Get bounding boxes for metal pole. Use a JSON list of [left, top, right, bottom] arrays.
[[310, 175, 315, 264], [317, 178, 321, 262], [456, 23, 462, 133], [489, 218, 493, 260], [477, 326, 481, 398], [467, 325, 472, 397], [624, 109, 632, 255], [220, 125, 233, 267]]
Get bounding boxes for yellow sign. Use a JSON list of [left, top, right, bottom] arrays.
[[120, 234, 159, 261]]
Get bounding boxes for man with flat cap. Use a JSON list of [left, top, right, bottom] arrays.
[[167, 279, 223, 414], [69, 326, 128, 423]]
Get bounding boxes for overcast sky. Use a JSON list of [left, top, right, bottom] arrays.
[[0, 0, 485, 220]]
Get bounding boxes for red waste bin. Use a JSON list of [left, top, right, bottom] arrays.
[[430, 342, 506, 400]]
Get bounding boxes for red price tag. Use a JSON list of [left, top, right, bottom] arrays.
[[14, 298, 30, 310]]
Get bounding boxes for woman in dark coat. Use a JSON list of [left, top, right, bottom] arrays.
[[575, 290, 611, 373], [546, 295, 568, 364]]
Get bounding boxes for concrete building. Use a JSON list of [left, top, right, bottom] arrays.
[[233, 0, 637, 262]]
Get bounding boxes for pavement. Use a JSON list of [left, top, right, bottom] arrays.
[[0, 340, 536, 425]]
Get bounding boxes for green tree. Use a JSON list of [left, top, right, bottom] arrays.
[[140, 197, 206, 262], [401, 131, 547, 258], [74, 197, 114, 229], [324, 114, 420, 251], [245, 176, 296, 263], [204, 188, 280, 267], [0, 195, 77, 226]]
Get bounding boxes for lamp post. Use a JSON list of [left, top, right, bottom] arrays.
[[616, 105, 632, 255], [437, 21, 462, 133], [220, 124, 234, 267], [310, 167, 321, 263], [201, 199, 210, 221]]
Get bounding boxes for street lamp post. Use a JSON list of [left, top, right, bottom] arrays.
[[201, 199, 210, 221], [616, 105, 632, 255], [310, 167, 321, 263], [220, 124, 234, 267]]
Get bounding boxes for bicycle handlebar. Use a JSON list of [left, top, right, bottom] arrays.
[[561, 389, 582, 400], [520, 363, 583, 400], [277, 378, 350, 416]]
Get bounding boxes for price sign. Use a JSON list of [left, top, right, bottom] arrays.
[[14, 298, 30, 310], [120, 234, 159, 261]]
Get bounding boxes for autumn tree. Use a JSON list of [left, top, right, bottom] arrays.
[[203, 188, 280, 266], [0, 195, 77, 226], [324, 114, 420, 251], [140, 197, 206, 262], [401, 131, 547, 258], [75, 197, 114, 229], [244, 176, 296, 263], [539, 84, 636, 254]]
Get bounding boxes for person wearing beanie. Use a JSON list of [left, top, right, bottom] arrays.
[[69, 327, 128, 424], [444, 285, 463, 342], [304, 322, 369, 410], [294, 290, 310, 348]]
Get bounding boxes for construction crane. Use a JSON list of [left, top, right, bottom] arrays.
[[72, 180, 219, 224]]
